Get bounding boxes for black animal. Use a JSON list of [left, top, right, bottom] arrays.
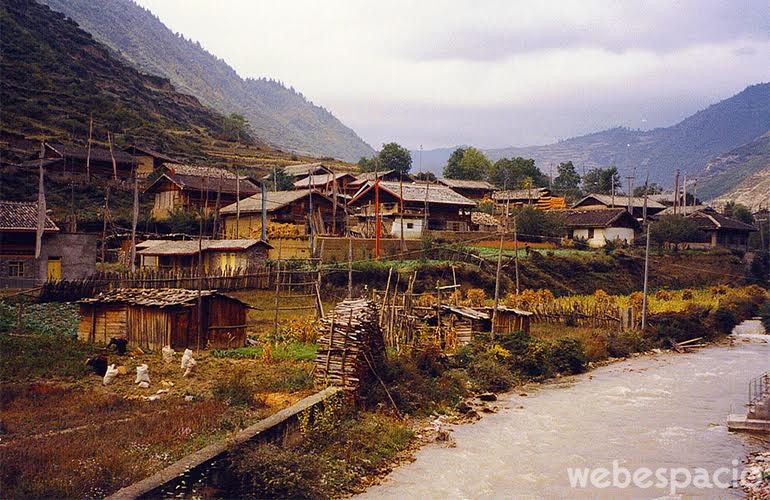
[[85, 355, 108, 376], [106, 337, 129, 355]]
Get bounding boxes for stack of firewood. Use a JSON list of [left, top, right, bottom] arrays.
[[314, 299, 385, 392]]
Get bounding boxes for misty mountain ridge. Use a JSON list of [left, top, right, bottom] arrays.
[[413, 83, 770, 190], [41, 0, 375, 162]]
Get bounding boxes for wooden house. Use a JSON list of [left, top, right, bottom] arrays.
[[145, 164, 258, 219], [77, 288, 248, 351], [437, 178, 498, 200], [220, 189, 345, 238], [562, 208, 640, 247], [686, 209, 757, 250], [0, 201, 96, 287], [123, 146, 176, 178], [41, 143, 136, 178], [572, 193, 666, 219], [483, 306, 532, 335], [293, 172, 356, 194], [493, 187, 567, 212], [137, 239, 270, 272], [347, 170, 413, 194], [262, 162, 333, 183], [348, 181, 476, 237], [438, 305, 491, 346]]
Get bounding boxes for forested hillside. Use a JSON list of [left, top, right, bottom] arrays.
[[0, 0, 263, 162], [41, 0, 375, 162]]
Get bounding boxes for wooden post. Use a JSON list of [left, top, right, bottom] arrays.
[[374, 177, 380, 259], [85, 115, 93, 179], [347, 233, 353, 299], [272, 239, 283, 344], [235, 168, 240, 238], [514, 216, 520, 295], [641, 222, 651, 330], [107, 131, 117, 181], [101, 187, 110, 263], [130, 163, 138, 272]]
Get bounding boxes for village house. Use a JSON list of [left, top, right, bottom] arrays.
[[493, 187, 566, 212], [123, 146, 176, 178], [136, 239, 270, 273], [28, 142, 137, 178], [0, 201, 96, 287], [144, 164, 258, 219], [219, 189, 345, 238], [77, 288, 248, 351], [347, 170, 413, 194], [572, 193, 666, 218], [292, 172, 356, 194], [686, 209, 757, 250], [348, 181, 477, 238], [562, 208, 640, 247], [262, 162, 333, 183], [437, 178, 498, 200]]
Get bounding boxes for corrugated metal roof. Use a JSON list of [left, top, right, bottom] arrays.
[[0, 200, 59, 232]]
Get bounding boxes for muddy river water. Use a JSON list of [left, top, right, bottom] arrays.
[[361, 321, 770, 498]]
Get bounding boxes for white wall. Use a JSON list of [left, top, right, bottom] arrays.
[[572, 227, 634, 247], [390, 217, 424, 239]]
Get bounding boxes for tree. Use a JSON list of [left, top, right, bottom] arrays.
[[377, 142, 412, 174], [357, 156, 380, 173], [649, 215, 703, 249], [633, 183, 663, 197], [442, 147, 467, 179], [488, 157, 547, 188], [457, 147, 492, 180], [553, 161, 581, 195], [412, 171, 437, 182], [724, 201, 753, 224], [266, 166, 293, 191], [512, 206, 566, 240], [222, 113, 250, 142], [583, 166, 620, 194]]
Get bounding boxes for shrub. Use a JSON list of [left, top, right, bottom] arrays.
[[212, 372, 262, 407], [681, 289, 694, 300], [709, 307, 738, 335], [549, 338, 588, 374], [607, 331, 649, 357], [467, 353, 515, 392]]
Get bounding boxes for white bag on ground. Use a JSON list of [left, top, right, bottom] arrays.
[[181, 349, 193, 370], [135, 364, 150, 385], [183, 356, 197, 377], [103, 364, 119, 385], [161, 345, 175, 364]]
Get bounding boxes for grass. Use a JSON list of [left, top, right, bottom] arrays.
[[0, 333, 101, 380], [530, 323, 612, 362], [212, 342, 317, 362]]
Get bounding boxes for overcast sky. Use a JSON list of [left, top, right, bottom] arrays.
[[135, 0, 768, 150]]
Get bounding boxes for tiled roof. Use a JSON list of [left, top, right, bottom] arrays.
[[79, 288, 241, 307], [220, 190, 337, 214], [350, 181, 477, 206], [492, 187, 550, 201], [562, 208, 639, 228], [573, 193, 666, 210], [136, 239, 269, 256], [46, 143, 135, 164], [124, 146, 176, 163], [145, 164, 258, 195], [0, 200, 59, 232], [293, 172, 355, 189], [263, 163, 331, 179], [437, 178, 498, 190], [659, 205, 711, 216], [687, 211, 758, 232]]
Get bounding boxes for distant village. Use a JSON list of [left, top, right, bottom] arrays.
[[0, 140, 760, 288]]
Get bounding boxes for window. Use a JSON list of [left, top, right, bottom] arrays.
[[587, 228, 595, 239], [406, 222, 414, 229], [8, 261, 24, 277]]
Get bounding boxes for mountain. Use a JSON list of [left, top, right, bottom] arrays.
[[0, 0, 262, 161], [40, 0, 375, 162], [703, 133, 770, 209], [416, 84, 770, 186]]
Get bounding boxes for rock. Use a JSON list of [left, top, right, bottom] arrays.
[[184, 395, 194, 402], [456, 401, 473, 414], [138, 381, 150, 389], [436, 429, 451, 441], [478, 393, 497, 402], [519, 393, 528, 397]]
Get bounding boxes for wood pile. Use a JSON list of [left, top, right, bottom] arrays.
[[314, 299, 386, 393]]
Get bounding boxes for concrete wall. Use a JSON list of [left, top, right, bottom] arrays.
[[38, 233, 97, 281], [572, 227, 634, 248], [389, 217, 424, 239]]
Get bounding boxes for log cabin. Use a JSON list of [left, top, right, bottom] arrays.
[[145, 163, 258, 219], [136, 239, 270, 272], [77, 288, 248, 351]]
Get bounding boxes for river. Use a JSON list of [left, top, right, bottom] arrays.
[[361, 321, 770, 498]]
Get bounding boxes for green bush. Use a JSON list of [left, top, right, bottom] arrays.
[[709, 307, 738, 335], [549, 338, 588, 374], [607, 331, 649, 358], [467, 353, 515, 392], [212, 372, 261, 407]]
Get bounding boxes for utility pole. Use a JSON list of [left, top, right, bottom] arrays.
[[85, 115, 93, 180], [626, 174, 634, 215], [491, 197, 510, 339], [399, 171, 405, 253], [130, 163, 138, 272], [514, 216, 520, 294], [261, 182, 268, 242], [235, 168, 240, 238], [374, 175, 380, 259], [682, 174, 687, 214], [641, 222, 651, 330], [673, 170, 680, 215]]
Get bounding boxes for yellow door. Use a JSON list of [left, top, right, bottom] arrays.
[[47, 258, 62, 281], [229, 253, 236, 270], [220, 253, 229, 272]]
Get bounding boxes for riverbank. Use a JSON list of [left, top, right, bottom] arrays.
[[361, 327, 770, 498]]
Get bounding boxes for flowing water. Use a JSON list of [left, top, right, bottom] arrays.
[[361, 321, 770, 498]]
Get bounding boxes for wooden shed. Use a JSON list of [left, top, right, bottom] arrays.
[[78, 288, 248, 351], [438, 305, 491, 346], [484, 306, 532, 335]]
